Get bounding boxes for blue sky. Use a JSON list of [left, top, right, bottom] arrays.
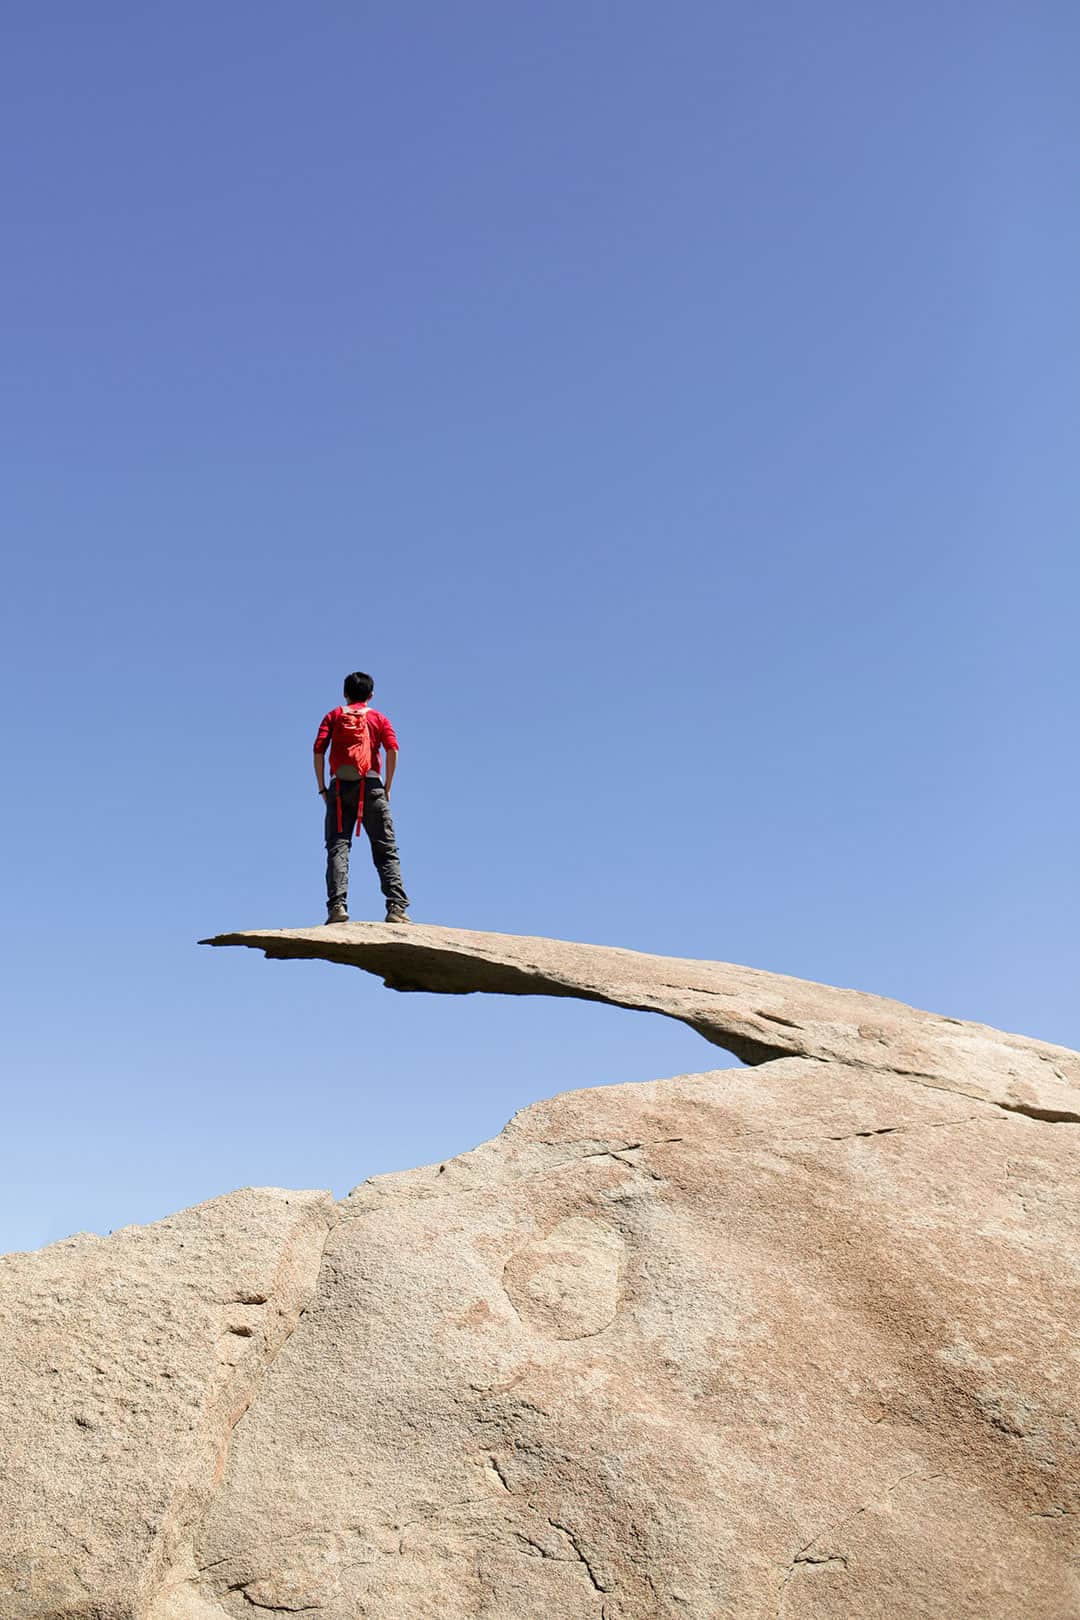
[[2, 2, 1077, 1255]]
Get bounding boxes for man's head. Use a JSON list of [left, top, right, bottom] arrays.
[[343, 671, 375, 704]]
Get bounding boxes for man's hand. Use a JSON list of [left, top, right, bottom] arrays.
[[314, 748, 329, 799]]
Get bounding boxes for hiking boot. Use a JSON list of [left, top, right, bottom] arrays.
[[326, 902, 349, 925], [384, 907, 411, 924]]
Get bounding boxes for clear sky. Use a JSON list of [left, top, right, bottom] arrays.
[[2, 2, 1077, 1255]]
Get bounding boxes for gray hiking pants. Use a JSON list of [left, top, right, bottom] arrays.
[[325, 775, 409, 915]]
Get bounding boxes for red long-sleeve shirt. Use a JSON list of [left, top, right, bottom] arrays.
[[313, 705, 400, 779]]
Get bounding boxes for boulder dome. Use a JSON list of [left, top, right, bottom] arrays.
[[1, 925, 1076, 1619]]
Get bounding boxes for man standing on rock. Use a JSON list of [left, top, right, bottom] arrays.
[[313, 671, 411, 925]]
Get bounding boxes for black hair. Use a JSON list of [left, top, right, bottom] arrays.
[[343, 671, 375, 703]]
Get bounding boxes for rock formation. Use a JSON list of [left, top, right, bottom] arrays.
[[1, 924, 1077, 1620]]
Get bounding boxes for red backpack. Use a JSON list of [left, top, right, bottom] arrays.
[[335, 703, 374, 776], [330, 704, 375, 835]]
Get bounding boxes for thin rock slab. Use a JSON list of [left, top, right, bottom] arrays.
[[205, 923, 1080, 1121]]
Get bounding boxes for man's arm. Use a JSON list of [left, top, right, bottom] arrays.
[[379, 713, 401, 798], [313, 711, 333, 798]]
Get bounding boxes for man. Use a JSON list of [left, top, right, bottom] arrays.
[[313, 671, 411, 925]]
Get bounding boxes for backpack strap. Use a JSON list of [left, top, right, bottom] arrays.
[[353, 705, 370, 834]]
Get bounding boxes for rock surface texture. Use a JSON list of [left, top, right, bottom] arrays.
[[2, 925, 1078, 1620]]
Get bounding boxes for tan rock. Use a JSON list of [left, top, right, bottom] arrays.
[[4, 928, 1079, 1618], [174, 1059, 1080, 1620], [0, 1187, 334, 1620]]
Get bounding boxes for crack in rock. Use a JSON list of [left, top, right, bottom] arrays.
[[232, 1580, 322, 1612], [776, 1470, 944, 1615], [776, 1115, 983, 1145], [547, 1518, 609, 1592]]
